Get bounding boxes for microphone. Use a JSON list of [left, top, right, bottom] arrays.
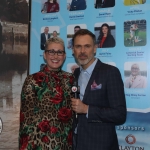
[[71, 79, 78, 118], [71, 79, 78, 98]]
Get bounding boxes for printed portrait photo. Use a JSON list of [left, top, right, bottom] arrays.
[[67, 0, 87, 11], [41, 0, 60, 13], [124, 19, 146, 47], [67, 24, 87, 50], [94, 0, 115, 9], [124, 0, 146, 6], [94, 22, 116, 48], [67, 63, 79, 73], [124, 62, 147, 89], [40, 26, 60, 50]]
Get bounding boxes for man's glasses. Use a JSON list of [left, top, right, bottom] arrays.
[[131, 67, 139, 71], [45, 49, 65, 56]]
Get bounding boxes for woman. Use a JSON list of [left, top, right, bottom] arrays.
[[97, 23, 115, 48], [19, 37, 74, 150], [42, 0, 59, 13]]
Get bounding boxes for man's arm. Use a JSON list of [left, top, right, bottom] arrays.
[[71, 98, 88, 114]]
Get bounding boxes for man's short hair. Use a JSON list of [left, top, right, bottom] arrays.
[[45, 37, 65, 51], [72, 29, 96, 46], [45, 27, 49, 29]]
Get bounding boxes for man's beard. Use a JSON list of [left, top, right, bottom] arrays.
[[77, 53, 94, 66]]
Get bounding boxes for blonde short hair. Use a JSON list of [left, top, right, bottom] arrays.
[[45, 37, 65, 51]]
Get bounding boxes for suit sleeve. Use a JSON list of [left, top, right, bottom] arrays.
[[41, 34, 44, 45], [88, 67, 126, 125]]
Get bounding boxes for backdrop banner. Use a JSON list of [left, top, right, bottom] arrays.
[[30, 0, 150, 149]]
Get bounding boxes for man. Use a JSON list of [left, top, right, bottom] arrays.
[[67, 25, 81, 49], [41, 27, 50, 50], [126, 24, 135, 44], [71, 29, 126, 150], [124, 63, 146, 88]]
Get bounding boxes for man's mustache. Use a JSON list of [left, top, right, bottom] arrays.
[[78, 53, 87, 57]]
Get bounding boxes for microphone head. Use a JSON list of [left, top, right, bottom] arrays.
[[71, 85, 78, 93]]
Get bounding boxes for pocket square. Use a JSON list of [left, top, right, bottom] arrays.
[[91, 80, 102, 90]]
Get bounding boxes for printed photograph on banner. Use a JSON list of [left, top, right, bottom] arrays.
[[40, 26, 60, 50], [124, 0, 146, 6], [104, 62, 116, 67], [67, 63, 79, 73], [94, 22, 116, 48], [124, 19, 146, 47], [41, 0, 60, 13], [94, 0, 115, 8], [67, 0, 87, 11], [124, 62, 147, 89], [67, 24, 87, 50]]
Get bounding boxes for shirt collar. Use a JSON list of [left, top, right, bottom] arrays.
[[80, 58, 98, 75]]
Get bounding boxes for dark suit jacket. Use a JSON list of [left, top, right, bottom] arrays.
[[95, 0, 103, 8], [73, 59, 126, 150], [102, 0, 115, 8], [41, 33, 50, 50], [70, 0, 86, 11], [97, 34, 115, 48]]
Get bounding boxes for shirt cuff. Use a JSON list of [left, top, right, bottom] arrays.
[[86, 105, 89, 118]]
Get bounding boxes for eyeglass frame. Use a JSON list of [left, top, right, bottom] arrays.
[[131, 67, 139, 71], [45, 49, 66, 56]]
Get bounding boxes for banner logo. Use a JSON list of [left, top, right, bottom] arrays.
[[125, 134, 136, 144], [72, 86, 78, 93]]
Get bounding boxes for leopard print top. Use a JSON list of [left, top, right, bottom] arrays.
[[19, 66, 74, 150]]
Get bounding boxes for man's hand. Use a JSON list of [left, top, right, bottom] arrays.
[[71, 98, 88, 114]]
